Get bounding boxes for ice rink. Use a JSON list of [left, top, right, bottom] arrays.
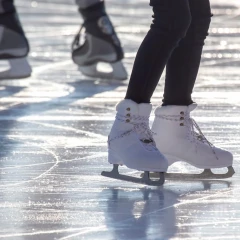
[[0, 0, 240, 239]]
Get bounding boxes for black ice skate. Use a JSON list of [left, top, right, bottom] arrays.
[[72, 2, 127, 80], [0, 11, 31, 79]]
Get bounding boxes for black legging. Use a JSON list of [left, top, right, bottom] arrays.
[[0, 0, 14, 13], [125, 0, 212, 106]]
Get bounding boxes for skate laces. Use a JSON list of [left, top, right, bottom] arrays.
[[187, 115, 218, 159], [113, 114, 158, 151], [156, 111, 217, 157], [72, 25, 85, 51], [188, 117, 213, 146]]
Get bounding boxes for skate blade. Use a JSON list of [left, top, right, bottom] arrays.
[[142, 166, 235, 181], [101, 164, 165, 186], [0, 57, 32, 79], [79, 61, 128, 80]]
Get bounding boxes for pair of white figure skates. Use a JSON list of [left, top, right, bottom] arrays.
[[102, 100, 235, 186]]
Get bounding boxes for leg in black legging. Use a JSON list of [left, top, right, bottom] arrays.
[[163, 0, 211, 106], [0, 0, 15, 13], [125, 0, 191, 104]]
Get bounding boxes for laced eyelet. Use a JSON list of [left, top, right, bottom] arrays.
[[180, 111, 184, 115], [126, 108, 131, 111], [126, 119, 130, 123], [126, 113, 131, 117]]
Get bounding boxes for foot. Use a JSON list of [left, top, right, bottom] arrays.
[[72, 2, 127, 80], [152, 104, 233, 169], [108, 99, 168, 172], [0, 11, 29, 59], [0, 11, 31, 79]]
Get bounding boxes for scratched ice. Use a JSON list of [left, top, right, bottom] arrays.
[[0, 0, 239, 239]]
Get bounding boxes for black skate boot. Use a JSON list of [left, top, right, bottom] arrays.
[[72, 1, 127, 80], [0, 10, 31, 79]]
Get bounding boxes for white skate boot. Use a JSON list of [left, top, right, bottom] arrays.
[[101, 99, 168, 186], [0, 11, 31, 79], [72, 2, 127, 80], [150, 104, 234, 180]]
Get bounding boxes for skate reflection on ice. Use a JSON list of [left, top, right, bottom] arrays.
[[102, 188, 176, 240], [101, 181, 231, 240]]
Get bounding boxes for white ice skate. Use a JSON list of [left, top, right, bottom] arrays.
[[72, 15, 127, 80], [101, 99, 168, 186], [149, 104, 234, 180], [0, 12, 31, 79]]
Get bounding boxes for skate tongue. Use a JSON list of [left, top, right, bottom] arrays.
[[190, 118, 214, 148], [135, 123, 156, 148]]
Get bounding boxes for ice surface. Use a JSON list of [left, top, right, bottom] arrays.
[[0, 0, 239, 239]]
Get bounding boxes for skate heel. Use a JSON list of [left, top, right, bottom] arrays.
[[110, 61, 128, 80], [78, 60, 127, 80], [108, 149, 123, 165], [9, 57, 32, 78], [0, 57, 32, 79]]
